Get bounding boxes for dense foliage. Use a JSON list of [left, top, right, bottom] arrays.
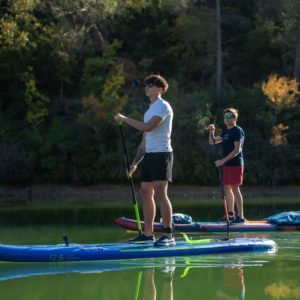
[[0, 0, 299, 186]]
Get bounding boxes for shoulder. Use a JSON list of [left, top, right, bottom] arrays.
[[233, 126, 245, 140], [161, 99, 173, 111], [156, 99, 173, 112], [235, 126, 244, 134]]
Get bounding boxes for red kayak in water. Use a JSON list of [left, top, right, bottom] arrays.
[[115, 217, 300, 233]]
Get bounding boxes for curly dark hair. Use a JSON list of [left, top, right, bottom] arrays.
[[144, 74, 169, 92]]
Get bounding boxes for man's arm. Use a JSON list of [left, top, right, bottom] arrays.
[[114, 114, 162, 132], [132, 134, 146, 166], [215, 141, 241, 167], [127, 134, 146, 177], [208, 124, 222, 145]]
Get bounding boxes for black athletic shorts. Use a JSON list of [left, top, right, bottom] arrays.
[[140, 152, 173, 182]]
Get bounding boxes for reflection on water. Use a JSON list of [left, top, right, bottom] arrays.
[[139, 259, 246, 300], [0, 248, 297, 300], [139, 268, 174, 300], [265, 281, 300, 299], [0, 252, 276, 300], [0, 227, 299, 300], [216, 266, 245, 300], [0, 253, 272, 283]]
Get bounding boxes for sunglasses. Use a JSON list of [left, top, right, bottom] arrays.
[[145, 82, 155, 88], [224, 115, 233, 119]]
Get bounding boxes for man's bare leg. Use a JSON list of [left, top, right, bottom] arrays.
[[141, 182, 156, 236], [153, 181, 173, 234], [232, 185, 244, 219], [224, 185, 235, 216]]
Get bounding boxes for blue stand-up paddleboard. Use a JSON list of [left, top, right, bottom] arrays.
[[0, 238, 277, 263]]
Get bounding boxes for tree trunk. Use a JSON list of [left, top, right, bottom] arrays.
[[216, 0, 223, 105], [294, 21, 300, 83]]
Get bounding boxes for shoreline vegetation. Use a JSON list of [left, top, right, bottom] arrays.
[[1, 2, 300, 188], [1, 184, 300, 203]]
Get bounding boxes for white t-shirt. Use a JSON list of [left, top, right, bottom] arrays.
[[143, 97, 173, 153]]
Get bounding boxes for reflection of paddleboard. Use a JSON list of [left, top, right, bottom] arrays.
[[0, 253, 271, 282], [0, 238, 277, 263], [116, 217, 300, 232], [0, 260, 152, 282]]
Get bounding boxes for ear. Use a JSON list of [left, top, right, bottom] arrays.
[[160, 87, 166, 93]]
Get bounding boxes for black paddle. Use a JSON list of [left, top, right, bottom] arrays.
[[118, 123, 143, 236], [211, 131, 230, 239]]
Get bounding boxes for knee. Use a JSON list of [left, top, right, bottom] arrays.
[[140, 187, 153, 199], [231, 185, 240, 192], [154, 186, 167, 200], [224, 185, 232, 192]]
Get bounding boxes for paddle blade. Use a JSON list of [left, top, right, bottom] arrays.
[[181, 232, 212, 245]]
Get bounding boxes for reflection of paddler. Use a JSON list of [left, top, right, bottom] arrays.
[[139, 267, 174, 300], [224, 267, 245, 291], [216, 267, 245, 300], [140, 269, 156, 300]]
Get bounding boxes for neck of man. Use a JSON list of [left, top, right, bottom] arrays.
[[226, 123, 236, 129], [149, 94, 161, 103]]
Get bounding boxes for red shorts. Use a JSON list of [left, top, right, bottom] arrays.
[[223, 166, 244, 186]]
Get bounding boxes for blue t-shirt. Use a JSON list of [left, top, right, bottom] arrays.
[[221, 125, 245, 166]]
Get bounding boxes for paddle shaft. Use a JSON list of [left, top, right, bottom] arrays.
[[211, 132, 230, 238], [217, 166, 230, 237], [118, 123, 142, 235], [134, 271, 142, 300]]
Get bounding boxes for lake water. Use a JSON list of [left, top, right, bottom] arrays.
[[0, 200, 299, 300], [0, 226, 299, 300]]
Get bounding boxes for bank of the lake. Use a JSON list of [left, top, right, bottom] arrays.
[[1, 184, 300, 203], [0, 184, 299, 226]]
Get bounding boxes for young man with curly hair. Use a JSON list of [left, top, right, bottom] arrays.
[[114, 74, 175, 246]]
